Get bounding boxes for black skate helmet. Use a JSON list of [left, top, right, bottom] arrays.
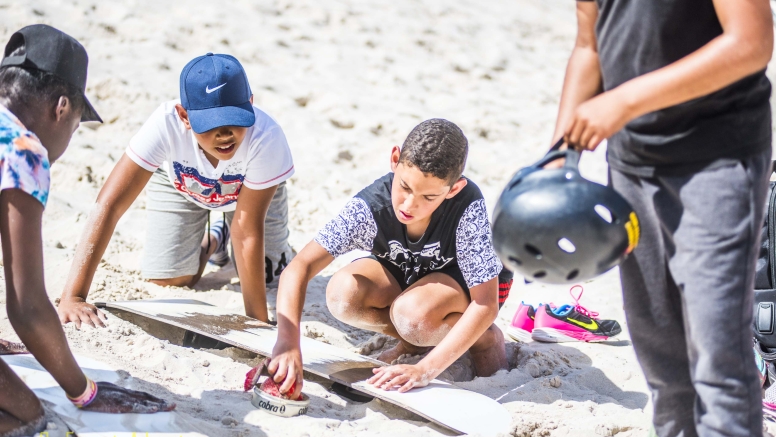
[[492, 140, 639, 284]]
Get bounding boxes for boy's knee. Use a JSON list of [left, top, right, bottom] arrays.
[[325, 272, 363, 322], [148, 275, 197, 288], [390, 294, 422, 324], [391, 294, 447, 347]]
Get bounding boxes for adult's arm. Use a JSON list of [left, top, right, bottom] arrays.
[[269, 241, 334, 399], [565, 0, 774, 149], [552, 1, 602, 143], [58, 154, 152, 328]]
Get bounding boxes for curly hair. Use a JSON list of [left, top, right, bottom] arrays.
[[398, 118, 468, 185]]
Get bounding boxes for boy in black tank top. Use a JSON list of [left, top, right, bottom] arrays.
[[269, 119, 511, 397]]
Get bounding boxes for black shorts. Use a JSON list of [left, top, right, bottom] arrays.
[[365, 255, 512, 309]]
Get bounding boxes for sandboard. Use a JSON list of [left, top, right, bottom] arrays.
[[1, 353, 204, 437], [100, 298, 512, 436]]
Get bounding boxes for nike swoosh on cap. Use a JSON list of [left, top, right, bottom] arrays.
[[205, 83, 227, 93]]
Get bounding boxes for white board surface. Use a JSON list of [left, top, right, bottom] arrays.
[[2, 354, 204, 437], [106, 298, 512, 437]]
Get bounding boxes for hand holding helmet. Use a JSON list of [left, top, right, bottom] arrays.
[[492, 139, 639, 284], [563, 89, 634, 152]]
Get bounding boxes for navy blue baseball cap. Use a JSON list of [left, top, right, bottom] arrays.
[[179, 53, 254, 134]]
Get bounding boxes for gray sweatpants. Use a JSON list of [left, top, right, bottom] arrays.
[[611, 149, 771, 437], [141, 169, 293, 288]]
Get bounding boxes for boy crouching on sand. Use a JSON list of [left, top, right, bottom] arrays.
[[0, 25, 172, 436], [270, 119, 512, 397]]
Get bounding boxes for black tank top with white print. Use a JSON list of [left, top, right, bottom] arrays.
[[315, 173, 503, 290]]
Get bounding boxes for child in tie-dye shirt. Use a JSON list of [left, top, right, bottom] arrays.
[[0, 105, 51, 206], [0, 25, 172, 437]]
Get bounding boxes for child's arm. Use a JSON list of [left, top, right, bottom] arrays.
[[564, 0, 773, 150], [58, 155, 152, 327], [2, 188, 172, 412], [270, 197, 374, 398], [269, 241, 334, 400], [367, 277, 499, 392], [2, 189, 87, 396], [230, 185, 279, 321]]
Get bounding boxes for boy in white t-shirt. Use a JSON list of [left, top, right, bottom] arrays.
[[57, 53, 294, 325]]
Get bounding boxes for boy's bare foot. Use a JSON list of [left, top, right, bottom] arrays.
[[469, 324, 508, 377], [0, 410, 46, 437], [377, 340, 430, 364]]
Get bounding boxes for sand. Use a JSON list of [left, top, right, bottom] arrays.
[[1, 0, 775, 436]]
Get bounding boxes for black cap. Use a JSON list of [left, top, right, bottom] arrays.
[[0, 24, 101, 123]]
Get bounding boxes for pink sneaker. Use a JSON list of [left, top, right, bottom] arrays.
[[764, 383, 776, 422], [507, 302, 536, 343], [532, 285, 621, 343]]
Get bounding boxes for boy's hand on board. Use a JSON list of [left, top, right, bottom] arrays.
[[269, 340, 304, 400], [57, 297, 108, 328], [564, 88, 634, 152], [368, 363, 437, 393], [84, 382, 175, 413]]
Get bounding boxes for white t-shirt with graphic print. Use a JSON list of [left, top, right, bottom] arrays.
[[127, 100, 294, 212]]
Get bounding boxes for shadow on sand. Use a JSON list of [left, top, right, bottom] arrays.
[[482, 340, 649, 411]]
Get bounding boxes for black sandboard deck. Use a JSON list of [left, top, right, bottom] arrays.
[[99, 298, 511, 436]]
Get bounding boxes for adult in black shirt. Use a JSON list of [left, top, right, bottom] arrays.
[[554, 1, 773, 435]]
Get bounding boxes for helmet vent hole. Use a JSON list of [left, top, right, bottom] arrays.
[[594, 204, 613, 224], [508, 256, 522, 266], [525, 244, 542, 259], [533, 271, 546, 279], [566, 269, 579, 281], [557, 238, 576, 253]]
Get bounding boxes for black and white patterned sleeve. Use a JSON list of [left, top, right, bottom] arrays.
[[455, 199, 503, 288], [314, 198, 377, 257]]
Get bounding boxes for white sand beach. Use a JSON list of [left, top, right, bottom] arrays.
[[1, 0, 775, 435]]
